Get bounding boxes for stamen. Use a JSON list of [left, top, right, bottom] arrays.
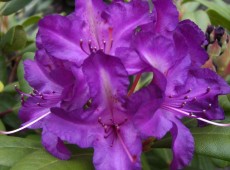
[[80, 39, 90, 55], [103, 40, 106, 52], [88, 40, 93, 53], [162, 106, 230, 127], [117, 132, 137, 163], [15, 85, 30, 97], [184, 96, 189, 99], [208, 104, 212, 108], [0, 112, 51, 135], [21, 94, 25, 105]]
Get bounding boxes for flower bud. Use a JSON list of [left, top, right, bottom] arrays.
[[204, 26, 230, 77]]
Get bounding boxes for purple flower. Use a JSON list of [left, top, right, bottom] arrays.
[[2, 49, 89, 159], [113, 1, 230, 169], [129, 66, 230, 169], [116, 0, 208, 74], [36, 0, 153, 66], [43, 51, 148, 170]]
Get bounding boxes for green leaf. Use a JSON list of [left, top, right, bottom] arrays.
[[2, 82, 19, 93], [207, 9, 230, 31], [0, 120, 5, 131], [143, 149, 172, 170], [0, 93, 20, 128], [0, 136, 41, 167], [190, 125, 230, 161], [11, 149, 94, 170], [1, 25, 27, 51], [17, 52, 34, 93], [185, 154, 216, 170], [181, 2, 200, 13], [22, 16, 41, 27], [182, 0, 230, 24], [0, 0, 32, 16], [211, 157, 230, 168], [219, 95, 230, 112], [0, 56, 7, 84]]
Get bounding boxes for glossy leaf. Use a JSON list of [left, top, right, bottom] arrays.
[[0, 136, 41, 167], [152, 123, 230, 163], [17, 52, 34, 93], [191, 125, 230, 162], [0, 57, 7, 84], [11, 149, 94, 170], [0, 0, 32, 16], [22, 16, 41, 27], [207, 9, 230, 31], [183, 0, 230, 21], [1, 26, 27, 52], [219, 95, 230, 112]]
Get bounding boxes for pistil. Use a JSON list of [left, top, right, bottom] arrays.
[[0, 112, 51, 135], [162, 105, 230, 127]]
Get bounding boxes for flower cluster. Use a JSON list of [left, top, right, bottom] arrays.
[[2, 0, 230, 170]]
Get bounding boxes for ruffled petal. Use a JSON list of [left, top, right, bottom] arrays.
[[115, 47, 148, 75], [132, 33, 177, 73], [42, 129, 71, 160], [169, 118, 194, 170], [174, 20, 208, 65], [93, 122, 142, 170], [175, 68, 230, 97], [128, 69, 168, 138], [138, 109, 173, 139], [37, 15, 87, 64], [82, 51, 129, 109], [45, 108, 98, 148], [61, 67, 90, 111], [166, 56, 191, 95], [152, 0, 179, 34], [37, 50, 76, 88], [103, 0, 153, 54], [24, 53, 63, 93]]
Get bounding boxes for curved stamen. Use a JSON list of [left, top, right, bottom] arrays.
[[162, 105, 230, 127], [0, 112, 51, 135], [117, 132, 137, 163], [80, 39, 90, 55], [15, 85, 30, 97]]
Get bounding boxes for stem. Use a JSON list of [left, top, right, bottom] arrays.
[[0, 109, 13, 117], [127, 74, 141, 97]]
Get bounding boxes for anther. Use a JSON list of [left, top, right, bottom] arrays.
[[103, 40, 106, 52], [188, 88, 192, 93], [203, 109, 207, 113], [208, 104, 212, 108], [184, 96, 189, 99], [88, 40, 93, 53], [189, 112, 194, 116]]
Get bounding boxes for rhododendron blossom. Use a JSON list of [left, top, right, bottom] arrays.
[[1, 0, 230, 170]]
